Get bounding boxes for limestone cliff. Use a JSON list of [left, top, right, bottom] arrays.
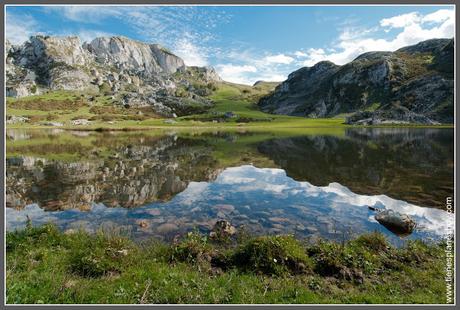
[[6, 35, 221, 117]]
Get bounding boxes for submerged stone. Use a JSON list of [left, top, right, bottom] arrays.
[[209, 220, 237, 239], [375, 209, 416, 236]]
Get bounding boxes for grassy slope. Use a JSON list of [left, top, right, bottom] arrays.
[[8, 84, 450, 131], [5, 85, 347, 131], [6, 224, 451, 304]]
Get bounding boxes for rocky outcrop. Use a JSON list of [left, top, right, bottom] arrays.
[[344, 106, 439, 125], [259, 61, 340, 116], [6, 35, 221, 116], [259, 38, 454, 124], [7, 36, 96, 94], [85, 37, 185, 76], [22, 36, 91, 67], [178, 66, 222, 83]]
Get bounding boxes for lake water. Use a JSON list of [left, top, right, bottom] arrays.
[[6, 128, 454, 245]]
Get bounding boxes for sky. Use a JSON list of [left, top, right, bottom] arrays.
[[5, 5, 455, 85]]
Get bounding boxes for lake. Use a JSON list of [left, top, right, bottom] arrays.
[[6, 127, 454, 245]]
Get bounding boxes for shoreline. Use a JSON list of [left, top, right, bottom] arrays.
[[6, 123, 455, 132], [6, 224, 452, 304]]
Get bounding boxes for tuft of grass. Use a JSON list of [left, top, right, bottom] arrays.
[[351, 231, 390, 253], [169, 231, 213, 266], [233, 235, 312, 275], [67, 232, 136, 278]]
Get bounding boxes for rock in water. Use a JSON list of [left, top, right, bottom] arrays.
[[209, 220, 237, 239], [375, 210, 416, 236]]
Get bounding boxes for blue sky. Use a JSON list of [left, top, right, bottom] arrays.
[[6, 5, 455, 85]]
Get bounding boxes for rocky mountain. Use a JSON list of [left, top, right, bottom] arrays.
[[259, 38, 454, 124], [6, 35, 221, 117]]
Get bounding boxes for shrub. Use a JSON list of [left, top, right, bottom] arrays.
[[309, 237, 384, 279], [350, 231, 390, 253], [68, 232, 134, 277], [46, 113, 58, 121], [6, 223, 62, 251], [232, 235, 312, 275], [99, 82, 112, 96], [308, 241, 344, 277], [175, 87, 189, 98], [169, 231, 212, 265], [124, 84, 138, 92], [399, 239, 441, 264], [71, 115, 89, 121], [206, 83, 217, 91]]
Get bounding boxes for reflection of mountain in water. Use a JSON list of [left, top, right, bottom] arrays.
[[6, 128, 454, 212], [257, 128, 453, 209], [6, 135, 220, 210]]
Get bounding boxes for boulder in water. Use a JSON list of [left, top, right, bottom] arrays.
[[209, 220, 237, 239], [375, 209, 416, 236]]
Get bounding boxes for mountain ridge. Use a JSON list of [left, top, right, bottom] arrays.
[[6, 35, 221, 117], [258, 38, 454, 124], [6, 36, 454, 124]]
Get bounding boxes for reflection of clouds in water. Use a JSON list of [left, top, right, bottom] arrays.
[[317, 183, 451, 234], [211, 165, 452, 236], [7, 165, 452, 241], [176, 182, 209, 206], [7, 204, 60, 230], [217, 166, 288, 194]]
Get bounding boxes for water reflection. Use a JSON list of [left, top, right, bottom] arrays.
[[7, 165, 452, 244], [258, 128, 453, 209], [7, 134, 220, 210], [6, 128, 454, 243]]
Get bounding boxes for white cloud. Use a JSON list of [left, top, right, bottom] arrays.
[[253, 73, 286, 82], [215, 64, 257, 84], [214, 47, 293, 84], [294, 51, 308, 57], [217, 64, 257, 74], [215, 49, 291, 84], [264, 54, 294, 64], [380, 12, 420, 28], [422, 9, 454, 23], [5, 12, 40, 44], [302, 8, 454, 66], [380, 9, 454, 29], [173, 37, 208, 66], [302, 48, 327, 66], [44, 6, 122, 23]]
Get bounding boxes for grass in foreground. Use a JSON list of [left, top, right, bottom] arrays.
[[6, 224, 452, 304]]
